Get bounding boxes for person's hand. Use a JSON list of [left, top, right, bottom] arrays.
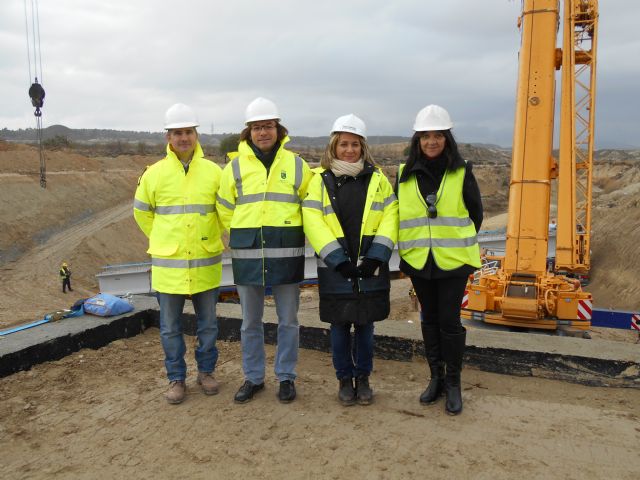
[[336, 261, 359, 279], [358, 258, 382, 278]]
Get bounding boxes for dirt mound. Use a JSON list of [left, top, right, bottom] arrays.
[[0, 143, 150, 326]]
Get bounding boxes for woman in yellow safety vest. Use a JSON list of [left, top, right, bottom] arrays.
[[303, 114, 398, 406], [397, 105, 483, 415]]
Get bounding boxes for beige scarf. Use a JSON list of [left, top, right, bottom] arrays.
[[330, 157, 365, 177]]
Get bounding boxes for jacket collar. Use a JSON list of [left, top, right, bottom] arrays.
[[165, 141, 204, 165], [319, 161, 376, 178], [399, 152, 464, 183]]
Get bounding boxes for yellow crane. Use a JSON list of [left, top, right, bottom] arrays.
[[462, 0, 598, 331]]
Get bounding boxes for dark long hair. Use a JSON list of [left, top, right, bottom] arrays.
[[402, 129, 464, 179]]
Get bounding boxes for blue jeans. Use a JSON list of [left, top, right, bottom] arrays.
[[157, 288, 219, 382], [236, 284, 300, 384], [330, 323, 375, 379]]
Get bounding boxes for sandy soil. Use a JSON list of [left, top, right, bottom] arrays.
[[1, 331, 639, 480]]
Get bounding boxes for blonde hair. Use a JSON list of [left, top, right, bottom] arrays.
[[320, 132, 376, 170]]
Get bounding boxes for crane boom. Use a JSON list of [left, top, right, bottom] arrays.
[[504, 0, 558, 278], [462, 0, 597, 331], [556, 0, 598, 272]]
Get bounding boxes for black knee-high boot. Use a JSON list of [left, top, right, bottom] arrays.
[[441, 328, 466, 415], [419, 322, 445, 405]]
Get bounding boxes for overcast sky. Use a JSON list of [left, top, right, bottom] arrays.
[[1, 0, 638, 147]]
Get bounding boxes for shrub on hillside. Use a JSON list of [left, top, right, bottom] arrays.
[[219, 134, 240, 158], [43, 135, 73, 150]]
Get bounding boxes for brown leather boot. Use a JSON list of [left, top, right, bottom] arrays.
[[165, 380, 186, 404], [197, 372, 220, 395]]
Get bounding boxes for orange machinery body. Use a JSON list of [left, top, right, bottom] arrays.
[[462, 0, 598, 331]]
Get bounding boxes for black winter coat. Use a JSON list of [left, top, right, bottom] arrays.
[[318, 164, 391, 326]]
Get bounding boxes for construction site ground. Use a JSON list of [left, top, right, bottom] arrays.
[[1, 142, 639, 478]]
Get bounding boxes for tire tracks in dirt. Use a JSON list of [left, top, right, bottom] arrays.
[[0, 201, 133, 327]]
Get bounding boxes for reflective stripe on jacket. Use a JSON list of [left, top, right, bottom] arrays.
[[397, 163, 481, 271], [302, 166, 398, 295], [216, 138, 312, 286], [133, 142, 224, 294]]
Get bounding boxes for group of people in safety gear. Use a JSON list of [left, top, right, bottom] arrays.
[[133, 97, 482, 416]]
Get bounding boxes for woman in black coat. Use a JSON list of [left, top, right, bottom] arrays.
[[396, 105, 483, 415], [303, 114, 398, 406]]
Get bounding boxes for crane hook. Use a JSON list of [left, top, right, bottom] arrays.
[[28, 78, 45, 117]]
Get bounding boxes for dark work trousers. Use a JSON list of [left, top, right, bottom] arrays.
[[62, 278, 72, 293], [410, 276, 468, 335]]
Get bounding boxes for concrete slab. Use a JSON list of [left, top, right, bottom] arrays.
[[1, 294, 638, 388]]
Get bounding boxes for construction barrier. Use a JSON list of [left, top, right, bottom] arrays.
[[591, 309, 640, 330]]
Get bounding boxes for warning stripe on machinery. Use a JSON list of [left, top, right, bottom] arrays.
[[461, 290, 469, 308], [577, 299, 592, 320], [631, 314, 640, 331]]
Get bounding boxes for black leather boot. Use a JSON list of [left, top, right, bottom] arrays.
[[355, 375, 373, 405], [419, 322, 445, 405], [338, 377, 356, 406], [441, 328, 466, 415]]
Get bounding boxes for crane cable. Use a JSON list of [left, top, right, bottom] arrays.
[[24, 0, 46, 188]]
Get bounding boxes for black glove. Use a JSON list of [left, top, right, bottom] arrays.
[[336, 261, 359, 279], [358, 258, 382, 278]]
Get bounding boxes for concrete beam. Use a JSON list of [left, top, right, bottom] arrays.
[[1, 295, 638, 388]]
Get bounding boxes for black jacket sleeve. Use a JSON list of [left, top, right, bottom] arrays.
[[463, 162, 483, 233]]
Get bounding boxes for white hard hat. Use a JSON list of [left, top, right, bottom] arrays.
[[330, 114, 367, 139], [164, 103, 199, 130], [245, 97, 280, 124], [413, 104, 453, 131]]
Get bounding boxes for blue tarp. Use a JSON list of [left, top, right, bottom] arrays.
[[83, 293, 133, 317]]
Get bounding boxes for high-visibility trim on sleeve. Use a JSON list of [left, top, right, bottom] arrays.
[[216, 195, 235, 211], [134, 199, 153, 211]]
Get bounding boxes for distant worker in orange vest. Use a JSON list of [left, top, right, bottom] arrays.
[[59, 262, 72, 293]]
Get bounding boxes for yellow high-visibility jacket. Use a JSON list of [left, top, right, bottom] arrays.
[[133, 142, 223, 294], [302, 165, 398, 295], [397, 163, 480, 271], [216, 138, 312, 286]]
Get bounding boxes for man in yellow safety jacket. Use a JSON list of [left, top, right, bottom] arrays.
[[134, 103, 224, 405], [217, 97, 312, 404]]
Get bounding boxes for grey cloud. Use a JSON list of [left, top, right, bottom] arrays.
[[1, 0, 638, 148]]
